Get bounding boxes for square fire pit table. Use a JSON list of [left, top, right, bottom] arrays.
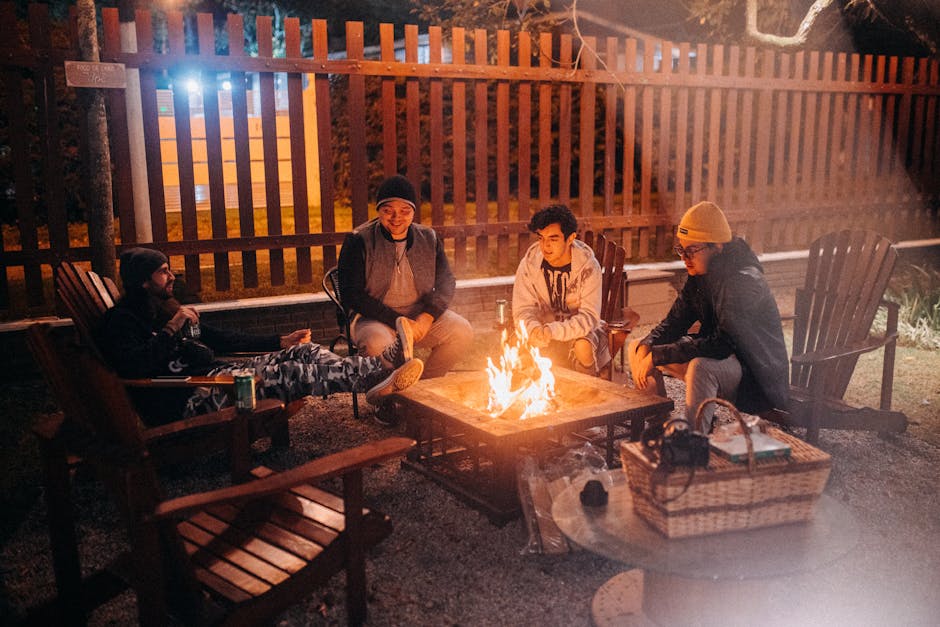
[[394, 368, 673, 524]]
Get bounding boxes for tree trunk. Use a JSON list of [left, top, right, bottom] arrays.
[[76, 0, 116, 279]]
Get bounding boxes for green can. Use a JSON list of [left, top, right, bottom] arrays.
[[233, 369, 256, 412]]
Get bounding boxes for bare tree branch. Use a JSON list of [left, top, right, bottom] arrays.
[[745, 0, 837, 47]]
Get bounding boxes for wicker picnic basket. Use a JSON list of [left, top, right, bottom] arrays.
[[620, 398, 831, 538]]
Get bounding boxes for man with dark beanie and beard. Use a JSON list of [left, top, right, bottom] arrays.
[[96, 247, 423, 425], [627, 201, 789, 432]]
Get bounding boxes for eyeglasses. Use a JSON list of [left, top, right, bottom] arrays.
[[673, 243, 710, 259]]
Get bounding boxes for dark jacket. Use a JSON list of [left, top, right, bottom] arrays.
[[96, 294, 279, 423], [336, 219, 455, 328], [640, 238, 789, 414]]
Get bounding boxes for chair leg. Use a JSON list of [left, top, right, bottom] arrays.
[[352, 390, 360, 420], [38, 436, 85, 626], [343, 470, 367, 626], [230, 412, 252, 482], [806, 399, 822, 444], [652, 370, 667, 397]]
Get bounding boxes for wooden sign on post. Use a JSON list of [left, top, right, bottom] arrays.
[[65, 61, 126, 89]]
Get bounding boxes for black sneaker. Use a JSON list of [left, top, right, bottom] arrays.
[[373, 401, 400, 427], [364, 358, 424, 406], [379, 316, 415, 368]]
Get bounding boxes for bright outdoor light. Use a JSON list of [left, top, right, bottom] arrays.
[[186, 78, 201, 94]]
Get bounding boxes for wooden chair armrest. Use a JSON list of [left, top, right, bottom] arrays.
[[141, 398, 285, 441], [791, 333, 896, 366], [605, 323, 635, 334], [603, 307, 640, 331], [151, 437, 415, 521]]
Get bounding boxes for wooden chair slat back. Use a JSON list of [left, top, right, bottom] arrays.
[[55, 261, 116, 353], [26, 323, 94, 429], [582, 230, 595, 250], [27, 323, 147, 455], [605, 243, 626, 323], [792, 229, 897, 398], [583, 231, 626, 323]]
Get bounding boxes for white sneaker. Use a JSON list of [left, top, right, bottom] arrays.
[[365, 358, 424, 405]]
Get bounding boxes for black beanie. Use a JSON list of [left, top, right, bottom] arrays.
[[119, 247, 168, 289], [375, 175, 417, 211]]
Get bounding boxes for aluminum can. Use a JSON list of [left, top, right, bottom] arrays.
[[233, 369, 256, 412], [496, 299, 508, 325], [182, 320, 201, 340]]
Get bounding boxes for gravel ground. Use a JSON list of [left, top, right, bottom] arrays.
[[2, 374, 939, 626]]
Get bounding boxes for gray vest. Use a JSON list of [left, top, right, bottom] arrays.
[[355, 219, 438, 301]]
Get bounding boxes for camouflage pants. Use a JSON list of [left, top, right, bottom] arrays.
[[184, 343, 385, 417]]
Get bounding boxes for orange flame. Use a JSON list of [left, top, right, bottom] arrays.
[[486, 323, 557, 420]]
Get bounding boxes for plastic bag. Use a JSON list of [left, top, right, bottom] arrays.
[[517, 442, 611, 555]]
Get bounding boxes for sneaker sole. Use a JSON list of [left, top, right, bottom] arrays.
[[365, 358, 424, 405], [391, 357, 423, 391], [396, 317, 414, 362]]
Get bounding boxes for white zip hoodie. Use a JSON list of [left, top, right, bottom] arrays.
[[511, 238, 604, 343]]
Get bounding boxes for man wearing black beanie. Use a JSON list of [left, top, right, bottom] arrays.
[[97, 247, 424, 425], [337, 175, 473, 391]]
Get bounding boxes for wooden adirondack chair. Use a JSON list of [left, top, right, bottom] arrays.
[[27, 322, 291, 624], [582, 230, 640, 379], [26, 322, 414, 627], [54, 260, 291, 450], [763, 230, 908, 443]]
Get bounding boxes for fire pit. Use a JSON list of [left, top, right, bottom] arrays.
[[395, 368, 673, 523]]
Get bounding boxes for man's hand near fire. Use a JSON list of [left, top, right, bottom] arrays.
[[628, 339, 657, 390], [528, 325, 552, 348]]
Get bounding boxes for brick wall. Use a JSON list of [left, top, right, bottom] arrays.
[[194, 280, 517, 345]]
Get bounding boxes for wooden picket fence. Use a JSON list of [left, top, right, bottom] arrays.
[[0, 3, 938, 317]]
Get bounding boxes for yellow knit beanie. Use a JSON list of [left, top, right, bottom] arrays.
[[677, 201, 732, 243]]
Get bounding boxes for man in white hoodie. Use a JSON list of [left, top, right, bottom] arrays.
[[511, 204, 610, 375]]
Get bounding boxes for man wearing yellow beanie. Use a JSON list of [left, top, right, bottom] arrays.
[[627, 201, 789, 431]]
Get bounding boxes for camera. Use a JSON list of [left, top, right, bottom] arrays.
[[658, 419, 710, 469]]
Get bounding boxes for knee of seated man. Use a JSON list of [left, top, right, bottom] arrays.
[[451, 315, 475, 346], [356, 330, 396, 357], [572, 338, 595, 367], [685, 356, 721, 382], [419, 314, 473, 350]]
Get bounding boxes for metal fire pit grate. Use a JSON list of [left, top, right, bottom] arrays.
[[395, 369, 673, 524]]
